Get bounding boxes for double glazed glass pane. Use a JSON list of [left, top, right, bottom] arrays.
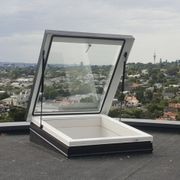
[[35, 37, 123, 114]]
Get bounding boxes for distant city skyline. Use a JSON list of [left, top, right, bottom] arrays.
[[0, 0, 180, 63], [0, 59, 179, 65]]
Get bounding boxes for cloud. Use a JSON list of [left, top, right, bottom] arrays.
[[0, 0, 180, 63]]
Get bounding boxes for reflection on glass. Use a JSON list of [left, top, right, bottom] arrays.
[[35, 37, 123, 114]]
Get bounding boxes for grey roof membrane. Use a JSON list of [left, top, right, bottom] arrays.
[[0, 129, 180, 180]]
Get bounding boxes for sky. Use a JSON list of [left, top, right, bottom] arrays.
[[49, 38, 122, 65], [0, 0, 180, 64]]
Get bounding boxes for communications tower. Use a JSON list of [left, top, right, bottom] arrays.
[[153, 51, 156, 64]]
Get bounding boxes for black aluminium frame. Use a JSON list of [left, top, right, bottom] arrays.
[[31, 35, 126, 116]]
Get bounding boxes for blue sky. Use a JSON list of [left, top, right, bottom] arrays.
[[0, 0, 180, 63]]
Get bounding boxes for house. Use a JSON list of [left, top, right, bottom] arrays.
[[141, 69, 148, 75], [130, 83, 142, 89], [124, 95, 140, 107], [163, 92, 175, 100], [146, 87, 154, 92], [154, 83, 162, 89], [112, 98, 119, 108], [11, 82, 22, 88], [127, 74, 141, 78], [169, 84, 180, 88], [1, 97, 17, 106], [162, 112, 177, 121], [169, 103, 180, 109]]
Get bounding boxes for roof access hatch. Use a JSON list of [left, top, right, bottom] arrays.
[[27, 30, 153, 158]]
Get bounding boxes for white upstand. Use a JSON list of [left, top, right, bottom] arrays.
[[30, 114, 153, 157]]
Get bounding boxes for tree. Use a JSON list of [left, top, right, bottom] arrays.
[[176, 113, 180, 121], [146, 103, 164, 119], [108, 108, 121, 118], [167, 66, 178, 76], [134, 87, 145, 103], [109, 107, 145, 119], [9, 107, 26, 121], [96, 86, 103, 94], [0, 92, 9, 100], [0, 113, 12, 122], [44, 86, 59, 99], [117, 92, 125, 102], [144, 90, 153, 103]]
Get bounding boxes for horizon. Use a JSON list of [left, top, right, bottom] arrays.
[[0, 59, 179, 65]]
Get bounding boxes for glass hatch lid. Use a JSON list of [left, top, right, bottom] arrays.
[[27, 30, 134, 117]]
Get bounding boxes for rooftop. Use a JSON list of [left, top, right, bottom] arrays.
[[1, 126, 180, 180]]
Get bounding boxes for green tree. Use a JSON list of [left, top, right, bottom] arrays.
[[144, 90, 153, 103], [0, 92, 9, 100], [44, 86, 59, 99], [108, 108, 121, 118], [0, 113, 12, 122], [134, 87, 145, 103], [9, 107, 26, 121], [176, 113, 180, 121], [146, 103, 164, 119]]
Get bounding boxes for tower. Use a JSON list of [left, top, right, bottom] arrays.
[[153, 51, 156, 64]]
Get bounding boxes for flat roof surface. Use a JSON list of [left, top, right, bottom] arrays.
[[0, 129, 180, 180]]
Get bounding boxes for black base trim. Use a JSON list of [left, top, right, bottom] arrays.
[[30, 123, 153, 158], [0, 124, 29, 134], [122, 121, 180, 133]]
